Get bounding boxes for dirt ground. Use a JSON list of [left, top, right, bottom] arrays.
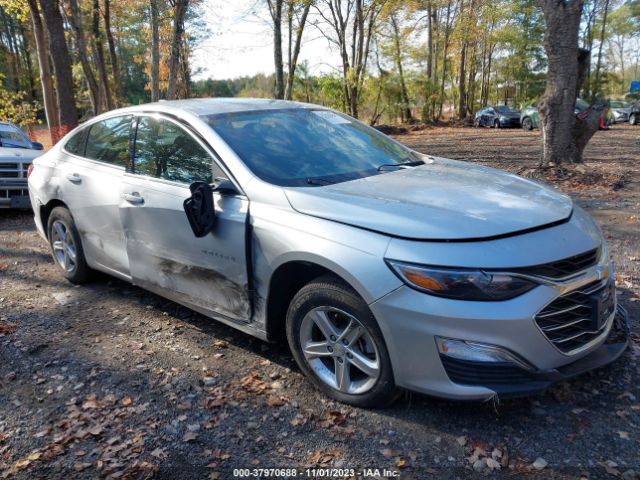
[[1, 124, 639, 480]]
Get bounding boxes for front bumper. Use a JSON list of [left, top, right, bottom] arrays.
[[370, 275, 629, 400], [440, 305, 629, 397], [0, 180, 31, 209], [499, 117, 521, 128]]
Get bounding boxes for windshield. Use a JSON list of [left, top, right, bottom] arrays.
[[0, 123, 31, 149], [205, 109, 421, 186], [494, 106, 517, 114]]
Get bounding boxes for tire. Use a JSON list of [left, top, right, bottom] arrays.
[[522, 117, 533, 131], [286, 275, 400, 408], [631, 113, 638, 125], [493, 119, 500, 129], [47, 206, 92, 284], [473, 118, 481, 128]]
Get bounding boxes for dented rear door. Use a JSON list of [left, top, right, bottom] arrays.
[[120, 114, 251, 322]]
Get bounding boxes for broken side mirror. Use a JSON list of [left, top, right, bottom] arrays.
[[183, 181, 216, 237], [212, 177, 238, 195]]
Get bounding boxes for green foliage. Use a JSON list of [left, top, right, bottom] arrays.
[[0, 75, 39, 126]]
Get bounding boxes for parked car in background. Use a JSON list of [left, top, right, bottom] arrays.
[[1, 121, 44, 208], [609, 100, 632, 123], [629, 101, 640, 125], [28, 99, 629, 407], [521, 99, 610, 130], [474, 106, 521, 128]]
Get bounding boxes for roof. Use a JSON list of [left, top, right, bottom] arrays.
[[130, 98, 316, 117]]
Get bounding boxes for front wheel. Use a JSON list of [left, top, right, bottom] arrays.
[[631, 113, 638, 125], [286, 275, 400, 408], [493, 119, 500, 129], [522, 117, 533, 131]]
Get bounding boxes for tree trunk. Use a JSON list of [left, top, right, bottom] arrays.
[[93, 0, 113, 110], [284, 0, 311, 100], [28, 0, 59, 135], [38, 0, 78, 130], [66, 0, 101, 114], [0, 10, 21, 91], [537, 1, 601, 165], [18, 22, 37, 101], [593, 0, 610, 98], [390, 14, 411, 122], [150, 0, 160, 101], [268, 0, 284, 99], [103, 0, 121, 105], [167, 0, 188, 100], [438, 0, 453, 119]]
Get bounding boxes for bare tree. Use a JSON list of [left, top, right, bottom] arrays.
[[537, 0, 602, 166], [92, 0, 113, 110], [150, 0, 160, 101], [103, 0, 121, 105], [38, 0, 78, 130], [167, 0, 189, 100], [284, 0, 312, 100], [315, 0, 385, 118], [266, 0, 285, 98], [27, 0, 59, 136], [66, 0, 101, 114]]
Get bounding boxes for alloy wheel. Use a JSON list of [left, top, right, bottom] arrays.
[[299, 306, 380, 394], [51, 220, 77, 273]]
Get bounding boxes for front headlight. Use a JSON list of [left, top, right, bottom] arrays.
[[386, 260, 537, 301]]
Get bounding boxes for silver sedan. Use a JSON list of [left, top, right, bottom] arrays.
[[27, 99, 628, 407]]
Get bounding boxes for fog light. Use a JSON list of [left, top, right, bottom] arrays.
[[436, 337, 534, 371]]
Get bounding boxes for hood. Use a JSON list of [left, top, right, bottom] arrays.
[[284, 158, 573, 241], [0, 147, 43, 162]]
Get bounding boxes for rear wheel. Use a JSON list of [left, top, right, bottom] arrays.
[[631, 113, 638, 125], [522, 117, 533, 131], [47, 207, 92, 284], [286, 275, 400, 407]]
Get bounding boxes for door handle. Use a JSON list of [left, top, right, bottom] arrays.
[[66, 173, 81, 184], [122, 192, 144, 205]]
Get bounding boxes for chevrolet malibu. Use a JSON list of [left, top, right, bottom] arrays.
[[28, 99, 629, 407]]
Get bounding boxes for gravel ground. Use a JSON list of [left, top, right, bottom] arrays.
[[1, 124, 639, 480]]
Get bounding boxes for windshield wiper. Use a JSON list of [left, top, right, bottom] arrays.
[[306, 177, 335, 186], [377, 160, 425, 172]]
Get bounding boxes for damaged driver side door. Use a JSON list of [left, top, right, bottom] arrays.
[[120, 114, 251, 322]]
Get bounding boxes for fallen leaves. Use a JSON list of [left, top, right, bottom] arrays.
[[0, 322, 17, 335]]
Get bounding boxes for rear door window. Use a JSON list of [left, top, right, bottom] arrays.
[[85, 115, 133, 167], [133, 116, 213, 184]]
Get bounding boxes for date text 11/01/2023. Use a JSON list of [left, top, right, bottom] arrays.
[[232, 468, 401, 478]]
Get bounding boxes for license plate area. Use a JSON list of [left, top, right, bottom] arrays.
[[590, 282, 615, 330]]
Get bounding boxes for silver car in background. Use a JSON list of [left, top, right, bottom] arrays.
[[1, 121, 44, 208], [27, 99, 629, 407]]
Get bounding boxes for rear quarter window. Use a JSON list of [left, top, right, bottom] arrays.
[[84, 116, 133, 168], [64, 127, 88, 156]]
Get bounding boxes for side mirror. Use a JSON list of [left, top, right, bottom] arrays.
[[212, 177, 238, 195], [32, 141, 44, 150], [183, 181, 216, 237]]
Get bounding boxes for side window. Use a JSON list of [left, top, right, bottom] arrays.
[[64, 127, 88, 156], [133, 116, 214, 184], [85, 116, 132, 167]]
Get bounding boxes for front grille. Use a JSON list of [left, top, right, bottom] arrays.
[[441, 356, 538, 386], [535, 280, 615, 354], [0, 188, 29, 198], [0, 162, 20, 178], [512, 248, 599, 279]]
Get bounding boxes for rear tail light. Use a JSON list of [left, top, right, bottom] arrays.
[[27, 163, 34, 178]]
